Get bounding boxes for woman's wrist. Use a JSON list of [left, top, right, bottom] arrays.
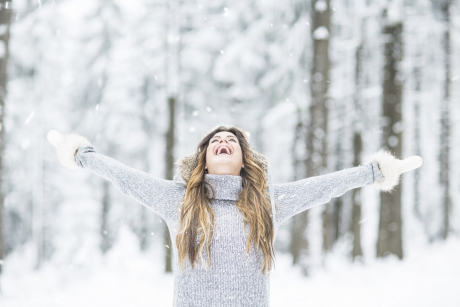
[[47, 130, 91, 170]]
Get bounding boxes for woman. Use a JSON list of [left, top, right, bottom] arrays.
[[47, 125, 422, 307]]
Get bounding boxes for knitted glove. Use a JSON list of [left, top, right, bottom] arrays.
[[47, 130, 91, 170], [372, 149, 423, 192]]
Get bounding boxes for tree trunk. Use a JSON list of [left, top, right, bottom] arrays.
[[310, 0, 331, 256], [351, 133, 363, 260], [330, 103, 346, 248], [376, 20, 404, 259], [289, 106, 308, 274], [164, 96, 176, 273], [440, 1, 451, 240], [413, 60, 422, 222], [351, 39, 365, 261], [100, 180, 111, 254], [139, 205, 149, 251], [0, 0, 12, 280], [138, 77, 155, 252], [290, 0, 331, 275], [164, 0, 180, 273]]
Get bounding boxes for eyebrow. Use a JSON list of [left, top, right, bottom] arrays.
[[211, 135, 236, 139]]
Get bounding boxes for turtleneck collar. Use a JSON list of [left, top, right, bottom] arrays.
[[204, 174, 243, 201]]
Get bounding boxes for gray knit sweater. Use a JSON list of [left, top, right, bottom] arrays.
[[75, 145, 384, 306]]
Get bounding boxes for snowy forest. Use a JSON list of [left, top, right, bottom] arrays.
[[0, 0, 459, 306]]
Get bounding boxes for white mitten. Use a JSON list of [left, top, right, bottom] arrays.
[[372, 149, 423, 192], [47, 130, 91, 170]]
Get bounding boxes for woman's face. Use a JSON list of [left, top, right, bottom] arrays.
[[205, 131, 244, 176]]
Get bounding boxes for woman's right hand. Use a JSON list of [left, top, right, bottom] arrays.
[[47, 130, 91, 170]]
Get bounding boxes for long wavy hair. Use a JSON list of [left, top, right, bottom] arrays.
[[175, 126, 276, 274]]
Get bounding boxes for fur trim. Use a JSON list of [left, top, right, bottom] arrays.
[[47, 130, 91, 170], [174, 149, 270, 185], [174, 125, 268, 185], [174, 151, 200, 184], [371, 149, 401, 192]]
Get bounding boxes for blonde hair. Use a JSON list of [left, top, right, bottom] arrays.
[[175, 126, 276, 274]]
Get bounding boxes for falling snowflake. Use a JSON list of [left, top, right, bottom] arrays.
[[25, 111, 35, 125], [388, 136, 399, 147], [313, 26, 329, 40], [315, 0, 327, 12]]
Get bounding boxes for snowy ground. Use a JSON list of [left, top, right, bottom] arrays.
[[1, 231, 459, 307]]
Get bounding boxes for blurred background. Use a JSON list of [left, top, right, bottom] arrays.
[[0, 0, 459, 306]]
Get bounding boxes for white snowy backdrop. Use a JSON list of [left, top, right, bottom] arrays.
[[0, 0, 459, 306]]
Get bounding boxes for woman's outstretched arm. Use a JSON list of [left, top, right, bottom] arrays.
[[272, 150, 423, 226], [47, 130, 185, 223]]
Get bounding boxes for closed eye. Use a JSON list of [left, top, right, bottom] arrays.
[[211, 139, 237, 143]]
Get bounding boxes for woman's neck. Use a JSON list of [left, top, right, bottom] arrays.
[[204, 174, 243, 201]]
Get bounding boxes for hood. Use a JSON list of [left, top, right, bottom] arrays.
[[172, 125, 278, 229], [172, 148, 271, 186]]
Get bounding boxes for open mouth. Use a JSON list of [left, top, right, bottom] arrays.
[[215, 144, 233, 155]]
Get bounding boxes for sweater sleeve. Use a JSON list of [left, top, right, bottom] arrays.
[[273, 161, 383, 225], [75, 145, 185, 223]]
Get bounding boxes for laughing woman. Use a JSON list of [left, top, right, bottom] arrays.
[[47, 125, 422, 307]]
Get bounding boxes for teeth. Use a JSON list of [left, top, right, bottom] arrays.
[[216, 145, 231, 155]]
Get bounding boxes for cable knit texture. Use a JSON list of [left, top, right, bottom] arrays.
[[75, 144, 384, 306]]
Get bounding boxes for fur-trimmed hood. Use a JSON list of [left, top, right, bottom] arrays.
[[173, 148, 272, 187], [171, 125, 279, 229], [172, 125, 272, 187]]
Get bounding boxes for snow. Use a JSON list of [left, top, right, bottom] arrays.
[[313, 26, 330, 40], [271, 238, 460, 307], [1, 229, 458, 307], [386, 0, 404, 25], [315, 0, 328, 13], [2, 0, 460, 306], [24, 111, 35, 125]]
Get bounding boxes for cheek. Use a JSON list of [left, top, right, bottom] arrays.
[[235, 146, 243, 158], [206, 147, 213, 158]]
